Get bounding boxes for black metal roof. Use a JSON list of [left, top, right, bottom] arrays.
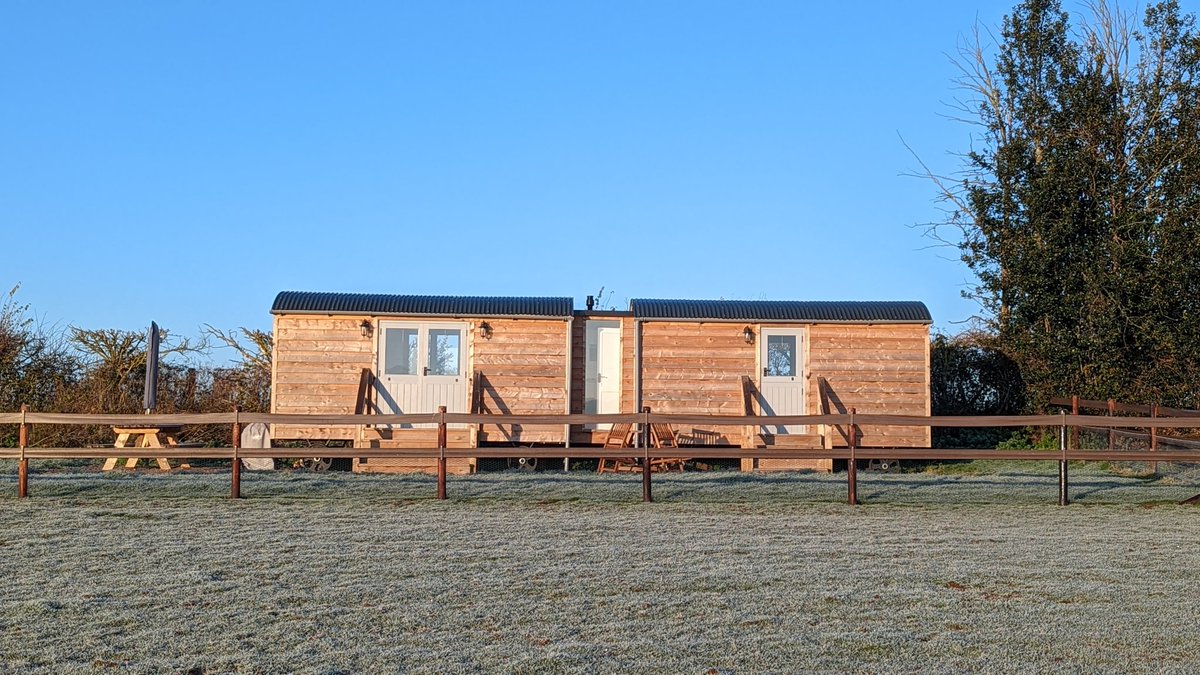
[[630, 299, 932, 323], [272, 291, 573, 318]]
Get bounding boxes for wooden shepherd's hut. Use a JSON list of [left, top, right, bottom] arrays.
[[627, 299, 933, 471], [270, 292, 574, 474]]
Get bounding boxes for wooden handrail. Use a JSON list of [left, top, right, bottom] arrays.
[[353, 368, 373, 416], [817, 376, 835, 449], [740, 376, 756, 450]]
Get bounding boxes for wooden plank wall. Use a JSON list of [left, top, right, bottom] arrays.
[[640, 321, 754, 444], [474, 318, 569, 443], [272, 315, 372, 440], [809, 323, 931, 447]]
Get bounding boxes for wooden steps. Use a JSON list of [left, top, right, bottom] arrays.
[[353, 428, 475, 474], [352, 457, 476, 475], [740, 433, 833, 473]]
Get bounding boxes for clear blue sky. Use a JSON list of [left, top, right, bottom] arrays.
[[3, 1, 1035, 363]]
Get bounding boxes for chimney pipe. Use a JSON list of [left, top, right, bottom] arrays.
[[586, 295, 595, 311]]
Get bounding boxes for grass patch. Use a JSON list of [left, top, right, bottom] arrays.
[[0, 471, 1197, 672]]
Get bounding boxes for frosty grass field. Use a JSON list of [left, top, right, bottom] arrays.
[[1, 463, 1199, 673]]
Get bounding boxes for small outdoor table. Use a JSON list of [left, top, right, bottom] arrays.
[[102, 426, 190, 471]]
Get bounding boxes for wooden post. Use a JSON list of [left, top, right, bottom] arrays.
[[231, 406, 242, 499], [17, 404, 29, 499], [847, 407, 858, 506], [437, 406, 447, 500], [641, 406, 653, 503], [1149, 404, 1159, 474], [1070, 394, 1079, 450], [1107, 398, 1116, 450], [1058, 413, 1069, 506]]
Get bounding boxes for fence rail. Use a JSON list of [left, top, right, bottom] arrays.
[[4, 408, 1199, 505], [5, 410, 1200, 428]]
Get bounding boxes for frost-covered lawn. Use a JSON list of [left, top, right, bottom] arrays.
[[1, 466, 1198, 673]]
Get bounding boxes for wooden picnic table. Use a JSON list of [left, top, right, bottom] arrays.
[[102, 426, 190, 471]]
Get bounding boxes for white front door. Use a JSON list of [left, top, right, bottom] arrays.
[[759, 328, 806, 434], [377, 321, 468, 428], [584, 320, 622, 429]]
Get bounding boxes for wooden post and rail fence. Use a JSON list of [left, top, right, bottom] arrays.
[[3, 408, 1200, 505]]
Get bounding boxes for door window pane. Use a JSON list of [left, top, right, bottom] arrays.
[[384, 328, 418, 375], [427, 329, 461, 376], [766, 335, 797, 377]]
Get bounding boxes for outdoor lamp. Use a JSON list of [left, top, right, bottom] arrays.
[[360, 320, 373, 338], [480, 322, 493, 339], [743, 326, 755, 344]]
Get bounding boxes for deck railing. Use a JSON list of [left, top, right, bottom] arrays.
[[3, 407, 1199, 505]]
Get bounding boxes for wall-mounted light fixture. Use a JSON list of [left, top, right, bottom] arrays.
[[479, 321, 493, 339], [743, 326, 755, 344], [360, 320, 373, 338]]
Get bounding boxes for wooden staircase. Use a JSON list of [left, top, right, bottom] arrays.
[[739, 375, 835, 472], [351, 369, 477, 475]]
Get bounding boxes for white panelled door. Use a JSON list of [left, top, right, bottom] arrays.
[[584, 320, 622, 429], [759, 328, 806, 434], [377, 321, 468, 428]]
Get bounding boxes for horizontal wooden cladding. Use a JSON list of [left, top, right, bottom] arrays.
[[811, 337, 929, 350], [474, 354, 565, 366], [641, 380, 743, 391], [276, 316, 369, 328], [478, 428, 565, 443], [809, 325, 929, 338], [273, 361, 374, 376], [479, 384, 565, 396], [808, 362, 925, 373], [477, 332, 569, 345], [278, 336, 372, 353], [478, 377, 566, 390], [475, 319, 569, 417], [271, 425, 357, 440], [275, 351, 373, 364], [274, 380, 363, 394], [276, 395, 358, 408], [275, 328, 373, 343], [638, 316, 747, 413], [817, 384, 928, 396]]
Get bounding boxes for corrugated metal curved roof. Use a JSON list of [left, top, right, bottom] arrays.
[[630, 299, 932, 323], [272, 291, 573, 318]]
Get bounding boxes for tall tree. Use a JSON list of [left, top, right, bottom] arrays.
[[923, 0, 1200, 408]]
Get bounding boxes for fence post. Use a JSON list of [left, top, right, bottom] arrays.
[[231, 406, 242, 499], [1149, 404, 1159, 474], [1070, 394, 1079, 450], [437, 406, 447, 500], [1107, 398, 1115, 450], [847, 407, 858, 506], [18, 404, 29, 499], [1058, 412, 1069, 506], [641, 406, 653, 503]]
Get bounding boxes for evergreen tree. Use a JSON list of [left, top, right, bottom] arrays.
[[925, 0, 1200, 408]]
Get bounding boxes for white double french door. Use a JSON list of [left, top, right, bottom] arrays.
[[377, 321, 468, 428], [759, 328, 806, 435]]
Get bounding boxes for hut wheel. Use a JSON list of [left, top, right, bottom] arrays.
[[298, 457, 332, 471]]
